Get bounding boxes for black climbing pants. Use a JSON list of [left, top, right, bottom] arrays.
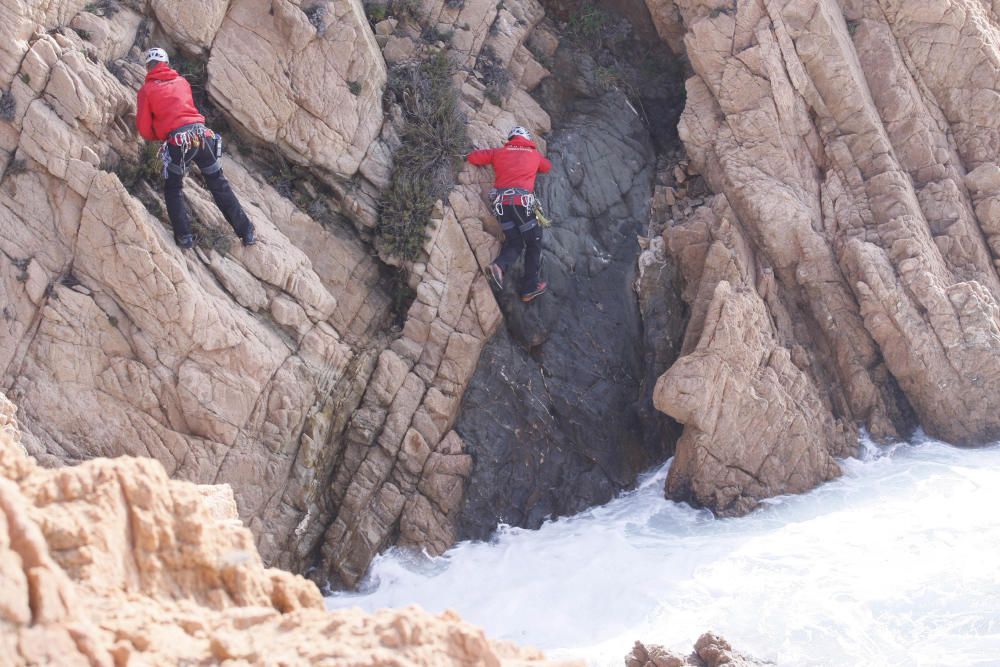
[[164, 135, 251, 241], [495, 204, 543, 295]]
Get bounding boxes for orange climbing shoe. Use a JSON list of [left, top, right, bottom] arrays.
[[520, 281, 547, 302]]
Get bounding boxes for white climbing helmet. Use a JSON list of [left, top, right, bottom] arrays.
[[508, 126, 532, 141], [144, 47, 169, 66]]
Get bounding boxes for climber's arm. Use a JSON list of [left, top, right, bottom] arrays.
[[136, 88, 155, 142], [467, 148, 496, 166]]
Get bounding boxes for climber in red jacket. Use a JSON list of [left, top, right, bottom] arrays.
[[467, 126, 552, 302], [136, 47, 255, 249]]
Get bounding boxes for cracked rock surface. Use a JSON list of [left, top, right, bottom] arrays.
[[9, 0, 1000, 592], [640, 0, 1000, 514], [0, 0, 554, 586]]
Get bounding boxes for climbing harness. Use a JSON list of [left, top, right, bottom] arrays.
[[490, 187, 553, 230], [159, 123, 221, 178], [490, 187, 535, 213], [490, 187, 540, 232]]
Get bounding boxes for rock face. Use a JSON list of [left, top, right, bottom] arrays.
[[452, 1, 689, 538], [311, 0, 558, 586], [13, 0, 1000, 595], [0, 0, 561, 586], [0, 0, 405, 586], [456, 87, 685, 537], [0, 391, 577, 666], [639, 0, 1000, 514], [206, 0, 387, 177]]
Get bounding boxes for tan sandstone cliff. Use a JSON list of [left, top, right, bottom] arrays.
[[0, 0, 553, 586], [638, 0, 1000, 514], [6, 0, 1000, 589], [0, 391, 578, 665]]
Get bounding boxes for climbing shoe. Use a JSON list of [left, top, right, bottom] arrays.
[[176, 234, 195, 250], [241, 223, 257, 247], [520, 281, 547, 302], [486, 263, 504, 290]]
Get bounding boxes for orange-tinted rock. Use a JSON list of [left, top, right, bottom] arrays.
[[0, 391, 576, 666]]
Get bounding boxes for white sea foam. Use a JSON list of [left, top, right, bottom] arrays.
[[326, 437, 1000, 666]]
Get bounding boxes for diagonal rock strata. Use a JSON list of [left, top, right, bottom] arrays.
[[643, 0, 1000, 514]]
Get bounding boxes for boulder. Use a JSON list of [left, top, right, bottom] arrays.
[[0, 391, 576, 666], [627, 633, 768, 667]]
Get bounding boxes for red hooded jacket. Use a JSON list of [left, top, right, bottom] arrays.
[[467, 136, 551, 191], [136, 63, 206, 141]]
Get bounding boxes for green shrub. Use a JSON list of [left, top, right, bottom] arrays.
[[257, 147, 296, 198], [106, 142, 165, 219], [192, 218, 233, 254], [594, 65, 622, 91], [171, 53, 229, 132], [566, 2, 630, 50], [6, 158, 27, 176], [137, 190, 165, 220], [0, 90, 15, 121], [306, 197, 339, 227], [137, 141, 161, 182], [475, 46, 510, 106], [568, 4, 608, 38], [708, 5, 736, 18], [422, 25, 455, 44], [365, 3, 388, 22], [390, 269, 417, 326], [84, 0, 119, 17], [378, 52, 468, 261], [172, 53, 207, 91], [305, 4, 328, 34], [390, 0, 421, 22]]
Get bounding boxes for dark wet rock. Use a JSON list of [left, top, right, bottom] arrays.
[[455, 92, 686, 539], [635, 239, 686, 457]]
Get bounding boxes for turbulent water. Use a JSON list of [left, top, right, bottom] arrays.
[[326, 438, 1000, 666]]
